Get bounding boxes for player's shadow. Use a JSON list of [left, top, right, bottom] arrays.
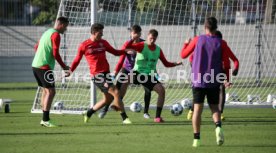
[[222, 120, 276, 125], [198, 144, 276, 148], [134, 120, 191, 126], [223, 144, 276, 148], [0, 132, 75, 136]]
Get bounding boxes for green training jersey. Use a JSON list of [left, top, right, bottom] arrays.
[[32, 28, 58, 70], [133, 43, 160, 74]]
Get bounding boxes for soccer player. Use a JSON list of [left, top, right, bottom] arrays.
[[215, 31, 239, 120], [32, 16, 70, 127], [180, 17, 232, 147], [98, 25, 152, 119], [185, 30, 239, 121], [126, 29, 182, 123], [70, 23, 132, 124]]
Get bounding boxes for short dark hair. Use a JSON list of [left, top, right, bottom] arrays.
[[131, 25, 142, 33], [91, 23, 104, 34], [57, 16, 69, 24], [205, 17, 218, 32], [148, 29, 158, 37], [215, 30, 223, 39]]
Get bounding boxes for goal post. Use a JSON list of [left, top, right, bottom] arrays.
[[31, 0, 276, 114]]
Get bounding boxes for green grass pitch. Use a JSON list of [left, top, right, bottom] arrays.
[[0, 89, 276, 153]]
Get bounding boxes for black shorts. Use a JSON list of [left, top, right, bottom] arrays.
[[192, 87, 220, 104], [92, 73, 114, 93], [32, 67, 55, 88], [131, 71, 160, 91], [115, 68, 130, 89]]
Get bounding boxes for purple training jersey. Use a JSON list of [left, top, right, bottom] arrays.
[[123, 38, 145, 72], [192, 35, 223, 88]]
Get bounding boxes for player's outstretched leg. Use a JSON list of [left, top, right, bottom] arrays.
[[108, 86, 132, 124], [83, 98, 106, 123]]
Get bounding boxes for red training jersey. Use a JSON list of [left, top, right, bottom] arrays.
[[70, 39, 125, 76]]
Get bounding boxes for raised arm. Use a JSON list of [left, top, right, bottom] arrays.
[[180, 37, 198, 59], [70, 44, 85, 72]]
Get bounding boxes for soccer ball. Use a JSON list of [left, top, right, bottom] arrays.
[[170, 103, 183, 116], [53, 101, 64, 110], [272, 100, 276, 109], [180, 98, 192, 110], [130, 102, 142, 112]]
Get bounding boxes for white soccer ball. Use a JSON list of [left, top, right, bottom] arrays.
[[180, 98, 192, 110], [272, 100, 276, 109], [53, 101, 64, 110], [130, 102, 142, 112], [170, 103, 183, 116], [0, 99, 3, 110]]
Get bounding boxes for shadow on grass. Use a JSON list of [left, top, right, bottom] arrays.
[[223, 144, 276, 148], [85, 120, 192, 127], [0, 132, 75, 136], [196, 144, 276, 148]]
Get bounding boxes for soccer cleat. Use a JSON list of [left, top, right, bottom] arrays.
[[192, 139, 200, 147], [40, 120, 58, 127], [143, 113, 150, 119], [187, 110, 193, 120], [122, 118, 132, 124], [83, 111, 90, 123], [221, 114, 225, 121], [154, 117, 165, 123], [98, 111, 107, 119], [215, 127, 224, 146]]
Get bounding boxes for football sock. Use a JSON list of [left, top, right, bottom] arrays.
[[120, 112, 128, 120], [43, 111, 50, 121], [103, 104, 110, 112], [144, 92, 151, 114], [215, 121, 222, 128], [156, 107, 163, 118], [87, 108, 96, 117], [194, 133, 200, 139]]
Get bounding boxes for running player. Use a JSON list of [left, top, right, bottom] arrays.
[[181, 17, 232, 147], [185, 30, 239, 121], [70, 23, 132, 124]]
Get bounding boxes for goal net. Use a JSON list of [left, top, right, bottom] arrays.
[[31, 0, 276, 114]]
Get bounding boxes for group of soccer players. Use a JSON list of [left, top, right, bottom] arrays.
[[32, 16, 239, 147]]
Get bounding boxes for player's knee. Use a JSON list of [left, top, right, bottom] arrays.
[[155, 85, 165, 96], [110, 87, 120, 97], [44, 88, 56, 96]]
